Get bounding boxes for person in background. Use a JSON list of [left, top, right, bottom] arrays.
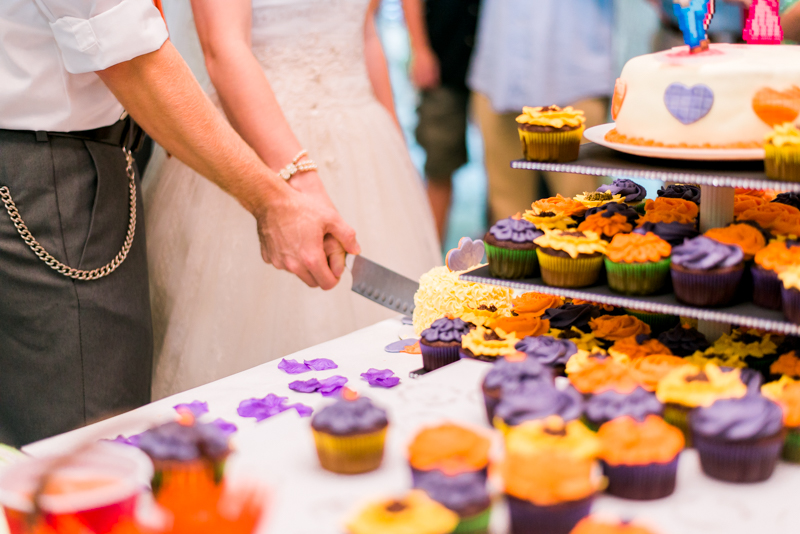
[[402, 0, 480, 243], [468, 0, 615, 223]]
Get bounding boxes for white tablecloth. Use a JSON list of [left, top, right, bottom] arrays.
[[22, 318, 800, 534]]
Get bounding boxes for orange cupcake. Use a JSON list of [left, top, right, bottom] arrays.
[[597, 415, 684, 500], [736, 202, 800, 236], [629, 354, 689, 392], [408, 423, 491, 483], [578, 213, 632, 241], [489, 315, 550, 339], [568, 358, 639, 395], [589, 315, 651, 344], [532, 194, 588, 218], [643, 198, 698, 220], [608, 336, 672, 361], [604, 233, 672, 295], [704, 224, 766, 261], [512, 292, 565, 317], [734, 194, 768, 218], [753, 240, 800, 310], [771, 352, 800, 379], [762, 377, 800, 462]]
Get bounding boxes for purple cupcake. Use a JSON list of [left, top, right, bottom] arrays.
[[481, 355, 554, 423], [414, 470, 492, 533], [542, 303, 598, 332], [515, 336, 577, 377], [484, 217, 544, 279], [657, 184, 701, 204], [657, 324, 710, 357], [690, 394, 785, 483], [670, 236, 745, 307], [583, 387, 663, 431], [420, 317, 474, 371], [597, 179, 647, 208], [493, 381, 583, 429], [584, 202, 640, 225], [633, 221, 699, 247]]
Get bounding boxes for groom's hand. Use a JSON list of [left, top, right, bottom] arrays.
[[254, 182, 360, 290]]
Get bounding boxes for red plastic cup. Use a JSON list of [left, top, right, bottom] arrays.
[[0, 442, 153, 534]]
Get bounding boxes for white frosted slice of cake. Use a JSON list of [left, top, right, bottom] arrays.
[[610, 44, 800, 148]]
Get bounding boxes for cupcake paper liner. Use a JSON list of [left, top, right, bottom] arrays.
[[693, 431, 784, 483], [605, 258, 671, 295], [536, 250, 604, 288], [506, 494, 594, 534], [312, 427, 387, 475], [782, 286, 800, 325], [623, 308, 680, 335], [453, 508, 492, 534], [151, 459, 222, 495], [664, 403, 693, 447], [670, 264, 744, 307], [765, 143, 800, 182], [485, 242, 540, 279], [518, 126, 584, 163], [601, 458, 678, 500], [420, 342, 461, 371], [482, 386, 502, 425], [783, 427, 800, 463], [752, 265, 782, 310]]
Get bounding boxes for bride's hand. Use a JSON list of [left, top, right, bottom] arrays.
[[254, 181, 360, 290]]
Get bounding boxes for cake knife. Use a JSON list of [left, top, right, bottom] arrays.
[[345, 254, 419, 316]]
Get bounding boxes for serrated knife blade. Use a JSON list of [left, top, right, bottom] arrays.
[[346, 255, 418, 316]]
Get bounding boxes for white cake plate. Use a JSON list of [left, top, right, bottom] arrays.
[[583, 123, 765, 161]]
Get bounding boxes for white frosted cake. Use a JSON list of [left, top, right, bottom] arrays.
[[609, 44, 800, 148]]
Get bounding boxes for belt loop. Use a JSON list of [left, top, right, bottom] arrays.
[[35, 131, 48, 142]]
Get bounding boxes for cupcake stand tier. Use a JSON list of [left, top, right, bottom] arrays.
[[461, 143, 800, 337]]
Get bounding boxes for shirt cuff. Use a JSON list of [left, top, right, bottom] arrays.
[[49, 0, 169, 74]]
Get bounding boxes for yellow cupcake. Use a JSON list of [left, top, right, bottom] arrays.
[[461, 326, 519, 360], [765, 122, 800, 182], [656, 364, 748, 408], [684, 349, 747, 370], [346, 490, 459, 534], [522, 206, 577, 231], [550, 327, 603, 352], [534, 230, 608, 288], [573, 191, 624, 209], [516, 105, 586, 163]]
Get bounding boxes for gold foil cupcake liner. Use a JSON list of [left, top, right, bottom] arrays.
[[536, 250, 604, 288], [765, 144, 800, 182], [518, 126, 585, 163], [312, 427, 387, 474]]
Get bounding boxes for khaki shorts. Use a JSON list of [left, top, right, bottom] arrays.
[[415, 85, 470, 181]]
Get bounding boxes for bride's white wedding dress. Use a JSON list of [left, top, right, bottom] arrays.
[[144, 0, 440, 399]]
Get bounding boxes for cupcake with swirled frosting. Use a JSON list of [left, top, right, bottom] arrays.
[[420, 317, 474, 371], [516, 335, 578, 376], [632, 221, 698, 247], [762, 376, 800, 462], [690, 394, 785, 482], [542, 303, 599, 333], [583, 387, 663, 431], [657, 324, 711, 357], [596, 179, 647, 211], [657, 184, 701, 205], [482, 353, 554, 423], [753, 240, 800, 310], [604, 232, 672, 296], [484, 216, 544, 279], [780, 265, 800, 325], [493, 381, 584, 433], [414, 470, 492, 534], [584, 202, 639, 226], [534, 230, 608, 288], [670, 236, 745, 307], [517, 105, 586, 163]]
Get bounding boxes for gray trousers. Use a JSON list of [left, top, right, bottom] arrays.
[[0, 131, 152, 446]]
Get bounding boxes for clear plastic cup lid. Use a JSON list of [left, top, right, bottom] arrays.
[[0, 441, 153, 514]]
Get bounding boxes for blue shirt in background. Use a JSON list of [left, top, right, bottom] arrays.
[[467, 0, 614, 113]]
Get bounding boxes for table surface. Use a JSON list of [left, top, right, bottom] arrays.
[[22, 318, 800, 534]]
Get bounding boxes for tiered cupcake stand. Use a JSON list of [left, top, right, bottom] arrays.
[[460, 143, 800, 338]]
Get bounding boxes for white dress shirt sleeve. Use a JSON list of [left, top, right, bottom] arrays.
[[34, 0, 169, 74]]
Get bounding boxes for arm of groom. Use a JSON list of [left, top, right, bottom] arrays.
[[96, 40, 359, 290]]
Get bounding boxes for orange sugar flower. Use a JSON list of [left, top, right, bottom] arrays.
[[568, 358, 639, 394], [771, 352, 800, 378], [704, 224, 766, 260], [408, 423, 491, 474], [597, 415, 684, 465], [605, 232, 671, 263], [609, 336, 672, 360], [578, 213, 632, 238], [532, 194, 588, 218], [629, 354, 689, 391], [644, 197, 699, 219], [589, 315, 651, 341], [512, 292, 564, 316], [489, 315, 550, 338]]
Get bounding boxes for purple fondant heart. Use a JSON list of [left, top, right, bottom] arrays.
[[445, 237, 485, 272], [664, 83, 714, 125]]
